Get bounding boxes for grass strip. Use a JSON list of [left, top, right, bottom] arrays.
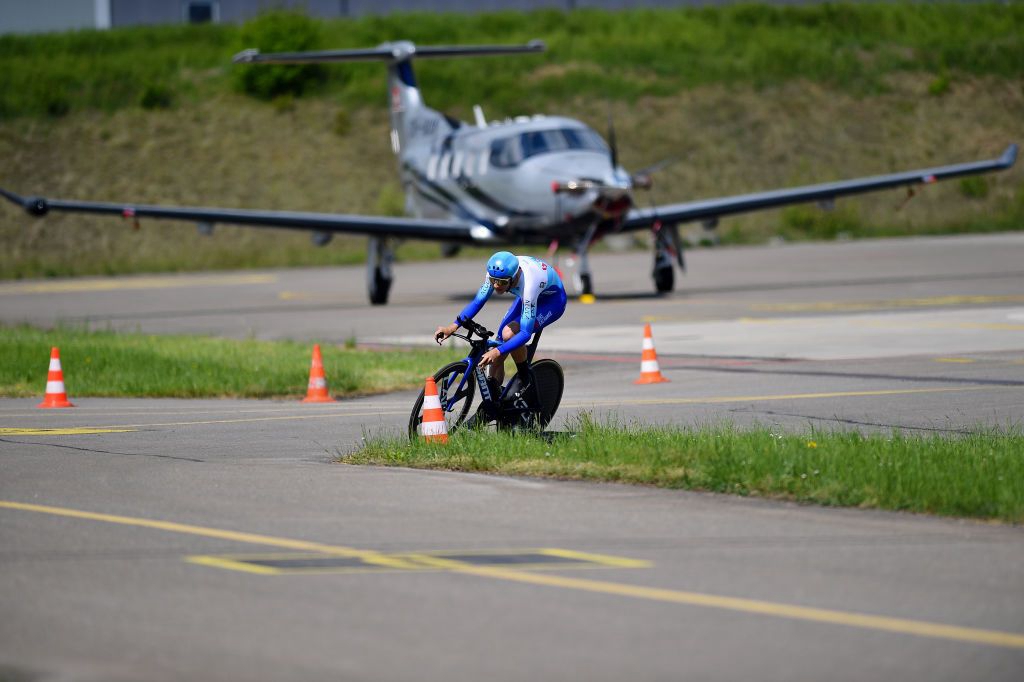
[[0, 324, 459, 399], [351, 415, 1024, 522]]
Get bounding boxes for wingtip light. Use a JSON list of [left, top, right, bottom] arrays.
[[232, 48, 260, 64], [1002, 143, 1018, 167]]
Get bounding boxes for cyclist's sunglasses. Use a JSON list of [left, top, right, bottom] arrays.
[[488, 275, 513, 287]]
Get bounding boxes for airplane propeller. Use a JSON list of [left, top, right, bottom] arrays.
[[607, 112, 619, 170], [608, 107, 674, 191], [630, 157, 677, 191]]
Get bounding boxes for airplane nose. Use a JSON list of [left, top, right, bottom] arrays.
[[608, 167, 632, 190], [542, 154, 634, 219]]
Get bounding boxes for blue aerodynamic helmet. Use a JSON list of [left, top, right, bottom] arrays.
[[486, 251, 520, 282]]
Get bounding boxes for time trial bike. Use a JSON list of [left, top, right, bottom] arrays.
[[409, 318, 564, 439]]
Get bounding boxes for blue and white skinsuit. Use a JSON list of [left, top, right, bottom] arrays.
[[455, 256, 567, 354]]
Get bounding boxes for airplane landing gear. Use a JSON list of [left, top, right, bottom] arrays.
[[367, 236, 395, 305], [653, 258, 674, 293], [652, 222, 682, 295], [575, 272, 593, 296], [571, 223, 598, 297]]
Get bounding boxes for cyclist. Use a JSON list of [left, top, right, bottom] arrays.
[[435, 250, 567, 399]]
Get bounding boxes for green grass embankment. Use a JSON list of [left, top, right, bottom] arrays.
[[2, 4, 1021, 118], [1, 3, 1021, 280], [352, 415, 1024, 522], [0, 324, 460, 399]]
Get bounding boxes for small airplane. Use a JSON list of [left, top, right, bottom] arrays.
[[1, 40, 1018, 305]]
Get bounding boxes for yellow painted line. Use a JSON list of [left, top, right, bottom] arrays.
[[187, 552, 378, 576], [750, 295, 1024, 313], [0, 427, 137, 436], [860, 319, 1024, 332], [641, 315, 717, 323], [11, 388, 998, 434], [642, 296, 1024, 321], [538, 548, 651, 569], [0, 274, 277, 295], [188, 556, 413, 576], [437, 565, 1024, 650], [186, 555, 282, 575], [0, 501, 418, 570], [738, 317, 819, 325], [567, 385, 999, 408], [277, 291, 344, 302], [737, 316, 1024, 331], [97, 410, 405, 429], [935, 358, 976, 364], [0, 402, 409, 418], [395, 548, 651, 572], [4, 500, 1023, 649], [188, 548, 651, 576], [0, 410, 408, 436]]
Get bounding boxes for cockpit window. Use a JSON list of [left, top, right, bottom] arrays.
[[489, 128, 608, 168], [489, 135, 523, 168], [563, 128, 607, 153]]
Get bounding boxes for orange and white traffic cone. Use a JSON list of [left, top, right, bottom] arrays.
[[419, 376, 449, 444], [38, 347, 74, 408], [634, 323, 669, 384], [301, 344, 336, 403]]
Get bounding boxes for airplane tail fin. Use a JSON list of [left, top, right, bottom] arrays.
[[233, 41, 544, 155]]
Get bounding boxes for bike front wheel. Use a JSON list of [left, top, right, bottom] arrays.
[[408, 361, 477, 439]]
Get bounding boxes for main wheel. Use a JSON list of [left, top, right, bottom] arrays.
[[369, 267, 392, 305], [577, 272, 593, 296], [408, 361, 476, 439], [653, 264, 674, 293]]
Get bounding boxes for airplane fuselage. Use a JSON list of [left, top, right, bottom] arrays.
[[398, 112, 632, 245]]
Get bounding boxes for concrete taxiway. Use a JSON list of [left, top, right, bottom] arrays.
[[1, 234, 1023, 681]]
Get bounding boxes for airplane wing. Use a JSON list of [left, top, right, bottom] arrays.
[[0, 188, 492, 243], [621, 144, 1018, 230]]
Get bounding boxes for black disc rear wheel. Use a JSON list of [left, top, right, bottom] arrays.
[[500, 359, 564, 430], [531, 359, 564, 428], [408, 361, 476, 439]]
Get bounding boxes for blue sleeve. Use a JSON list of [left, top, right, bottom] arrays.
[[497, 325, 533, 355], [455, 279, 493, 325], [496, 298, 536, 355]]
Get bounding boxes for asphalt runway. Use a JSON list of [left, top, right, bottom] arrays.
[[2, 234, 1023, 680]]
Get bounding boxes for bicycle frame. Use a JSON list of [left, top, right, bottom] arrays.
[[439, 319, 543, 415]]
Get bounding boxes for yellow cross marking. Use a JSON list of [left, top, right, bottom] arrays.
[[4, 500, 1024, 650]]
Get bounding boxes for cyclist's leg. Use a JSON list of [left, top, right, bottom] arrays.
[[493, 299, 523, 387], [534, 288, 567, 332], [518, 288, 567, 411], [504, 323, 528, 366]]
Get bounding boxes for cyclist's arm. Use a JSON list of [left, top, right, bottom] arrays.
[[454, 277, 493, 327], [496, 276, 542, 355]]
